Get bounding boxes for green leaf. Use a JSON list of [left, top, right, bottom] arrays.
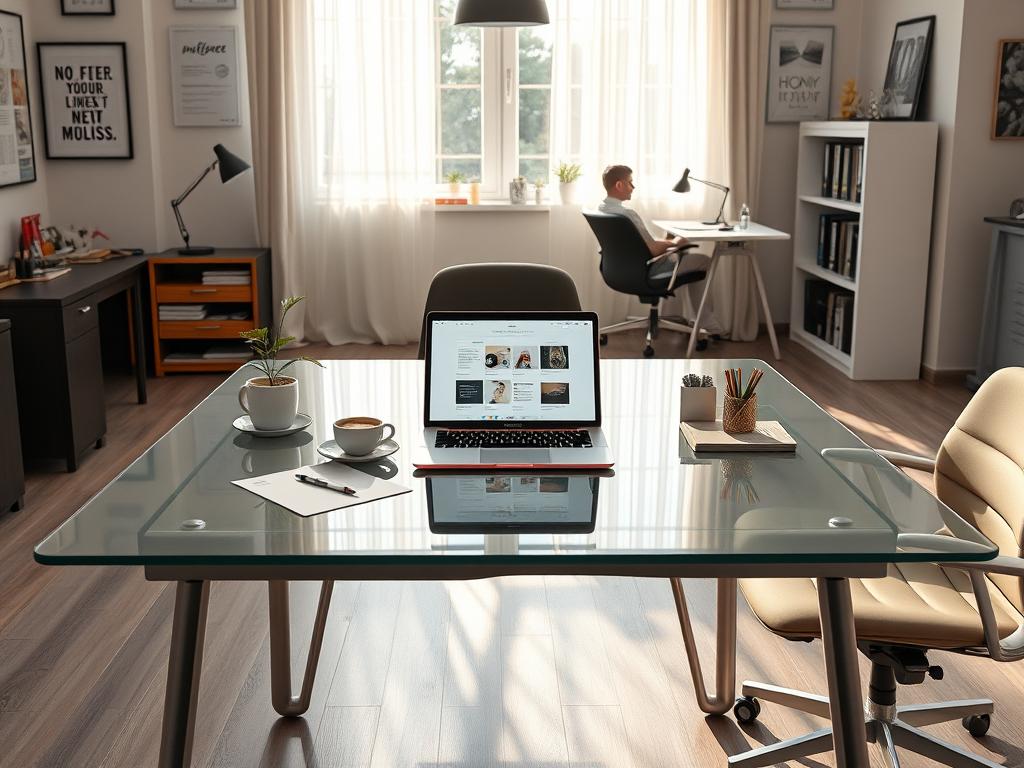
[[239, 327, 269, 341]]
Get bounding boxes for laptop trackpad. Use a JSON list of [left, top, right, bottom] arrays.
[[480, 449, 551, 465]]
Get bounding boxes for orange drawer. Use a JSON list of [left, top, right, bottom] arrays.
[[156, 283, 253, 303], [158, 320, 255, 339]]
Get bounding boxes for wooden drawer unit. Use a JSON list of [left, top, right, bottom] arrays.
[[62, 297, 100, 341], [148, 249, 272, 376]]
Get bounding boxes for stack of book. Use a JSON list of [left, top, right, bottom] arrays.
[[159, 304, 208, 321], [821, 140, 864, 202], [804, 279, 854, 354], [201, 270, 251, 285], [817, 214, 860, 278], [163, 344, 251, 364]]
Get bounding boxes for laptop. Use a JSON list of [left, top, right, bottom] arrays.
[[413, 311, 614, 469]]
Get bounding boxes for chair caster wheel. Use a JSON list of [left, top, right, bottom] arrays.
[[696, 339, 708, 352], [962, 714, 990, 738], [733, 696, 761, 724], [600, 334, 608, 346], [642, 345, 655, 358]]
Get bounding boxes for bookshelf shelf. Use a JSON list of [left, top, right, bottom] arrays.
[[789, 121, 938, 380], [798, 195, 863, 214]]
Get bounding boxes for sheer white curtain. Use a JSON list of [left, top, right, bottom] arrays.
[[245, 0, 436, 344]]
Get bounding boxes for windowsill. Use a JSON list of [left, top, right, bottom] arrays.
[[433, 200, 553, 212]]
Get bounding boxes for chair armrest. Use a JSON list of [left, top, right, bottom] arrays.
[[646, 242, 699, 266], [821, 446, 935, 472], [875, 449, 936, 472], [941, 555, 1024, 577]]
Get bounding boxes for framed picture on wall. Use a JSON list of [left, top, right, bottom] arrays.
[[37, 42, 133, 159], [776, 0, 834, 9], [0, 10, 37, 187], [174, 0, 238, 8], [992, 39, 1024, 139], [61, 0, 115, 15], [766, 25, 834, 123], [881, 16, 935, 120], [169, 26, 241, 126]]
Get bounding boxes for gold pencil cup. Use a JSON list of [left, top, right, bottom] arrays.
[[723, 393, 757, 434]]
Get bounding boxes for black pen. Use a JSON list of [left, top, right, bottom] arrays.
[[294, 473, 357, 496]]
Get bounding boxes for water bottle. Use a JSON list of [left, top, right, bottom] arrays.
[[739, 203, 750, 230]]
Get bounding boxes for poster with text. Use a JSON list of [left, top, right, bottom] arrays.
[[0, 11, 36, 187], [767, 25, 834, 123], [38, 42, 132, 159], [169, 26, 240, 127]]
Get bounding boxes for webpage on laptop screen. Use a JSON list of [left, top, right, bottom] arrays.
[[429, 318, 596, 422]]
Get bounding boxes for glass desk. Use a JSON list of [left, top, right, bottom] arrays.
[[36, 360, 996, 768]]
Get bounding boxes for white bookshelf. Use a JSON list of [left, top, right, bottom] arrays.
[[789, 121, 938, 380]]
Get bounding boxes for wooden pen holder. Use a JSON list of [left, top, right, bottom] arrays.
[[722, 393, 757, 434]]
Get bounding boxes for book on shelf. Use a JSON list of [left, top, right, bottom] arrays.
[[803, 279, 854, 355], [816, 213, 859, 278], [821, 140, 865, 203]]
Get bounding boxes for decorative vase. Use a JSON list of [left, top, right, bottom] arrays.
[[237, 376, 298, 431], [559, 181, 577, 205], [722, 393, 757, 434], [509, 178, 527, 204], [448, 182, 461, 196], [469, 181, 480, 205], [534, 186, 545, 205]]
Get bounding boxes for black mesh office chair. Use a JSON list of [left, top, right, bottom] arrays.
[[417, 263, 582, 359], [582, 211, 706, 357]]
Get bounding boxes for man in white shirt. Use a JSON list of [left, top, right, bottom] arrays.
[[597, 164, 723, 335]]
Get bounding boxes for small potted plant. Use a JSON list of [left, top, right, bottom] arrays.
[[237, 296, 323, 431], [444, 169, 467, 195], [555, 162, 583, 205], [533, 177, 546, 204]]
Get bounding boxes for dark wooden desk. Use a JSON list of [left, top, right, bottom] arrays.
[[0, 319, 24, 512], [0, 256, 148, 471]]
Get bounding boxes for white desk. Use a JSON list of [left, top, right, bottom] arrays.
[[654, 220, 790, 359]]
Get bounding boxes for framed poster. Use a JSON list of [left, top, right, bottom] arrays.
[[0, 10, 36, 187], [776, 0, 833, 8], [881, 16, 934, 120], [174, 0, 238, 8], [169, 26, 240, 127], [61, 0, 115, 15], [37, 42, 132, 159], [992, 39, 1024, 139], [766, 26, 834, 123]]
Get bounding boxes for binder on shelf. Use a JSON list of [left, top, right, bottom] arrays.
[[803, 278, 854, 354], [820, 139, 865, 202]]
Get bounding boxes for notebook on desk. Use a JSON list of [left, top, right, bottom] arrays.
[[679, 420, 797, 453]]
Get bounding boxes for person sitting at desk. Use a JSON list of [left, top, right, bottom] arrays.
[[598, 164, 723, 336]]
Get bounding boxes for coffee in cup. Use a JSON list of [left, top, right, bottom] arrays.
[[333, 416, 396, 456]]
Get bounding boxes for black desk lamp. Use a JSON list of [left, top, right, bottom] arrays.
[[171, 143, 251, 255], [673, 168, 730, 227]]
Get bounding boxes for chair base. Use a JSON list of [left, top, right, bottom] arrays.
[[728, 680, 998, 768], [599, 307, 704, 357]]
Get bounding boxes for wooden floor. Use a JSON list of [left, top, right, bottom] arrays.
[[2, 330, 1021, 768]]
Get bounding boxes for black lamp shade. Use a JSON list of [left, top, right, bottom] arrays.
[[673, 168, 691, 194], [214, 143, 251, 183], [454, 0, 549, 26]]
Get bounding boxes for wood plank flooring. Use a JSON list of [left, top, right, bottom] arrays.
[[2, 331, 1022, 768]]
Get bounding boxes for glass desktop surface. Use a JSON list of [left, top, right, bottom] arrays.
[[35, 360, 995, 567]]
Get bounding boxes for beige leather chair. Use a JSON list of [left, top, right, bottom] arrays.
[[417, 263, 581, 359], [730, 366, 1024, 768]]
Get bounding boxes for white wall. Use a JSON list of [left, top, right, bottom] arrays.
[[1, 1, 49, 266]]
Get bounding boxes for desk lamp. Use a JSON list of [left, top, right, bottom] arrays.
[[673, 168, 731, 228], [171, 143, 251, 255]]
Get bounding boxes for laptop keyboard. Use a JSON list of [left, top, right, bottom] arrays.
[[435, 430, 593, 449]]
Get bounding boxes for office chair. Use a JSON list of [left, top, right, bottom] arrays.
[[417, 263, 581, 359], [582, 211, 707, 358], [729, 366, 1024, 768]]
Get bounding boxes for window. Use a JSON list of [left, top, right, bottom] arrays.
[[435, 1, 553, 196]]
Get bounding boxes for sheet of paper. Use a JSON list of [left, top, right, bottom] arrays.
[[232, 462, 411, 517]]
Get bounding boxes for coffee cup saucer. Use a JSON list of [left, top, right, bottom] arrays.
[[232, 412, 312, 438], [318, 438, 399, 463]]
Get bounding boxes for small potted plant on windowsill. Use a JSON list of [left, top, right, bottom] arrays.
[[555, 162, 583, 205], [533, 177, 546, 204], [444, 170, 467, 195], [237, 296, 323, 432]]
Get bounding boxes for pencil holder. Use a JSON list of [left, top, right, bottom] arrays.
[[680, 385, 717, 422], [723, 393, 757, 434]]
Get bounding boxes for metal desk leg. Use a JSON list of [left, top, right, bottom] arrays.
[[748, 252, 780, 360], [159, 580, 210, 768], [268, 580, 334, 716], [671, 577, 737, 715], [131, 280, 148, 404], [817, 577, 869, 768], [685, 248, 723, 358]]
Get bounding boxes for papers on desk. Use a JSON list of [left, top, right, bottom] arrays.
[[232, 462, 412, 517]]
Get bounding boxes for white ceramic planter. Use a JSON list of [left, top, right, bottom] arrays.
[[559, 181, 577, 205], [679, 385, 717, 422], [238, 376, 298, 430]]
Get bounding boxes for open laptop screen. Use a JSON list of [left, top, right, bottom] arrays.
[[425, 312, 600, 427]]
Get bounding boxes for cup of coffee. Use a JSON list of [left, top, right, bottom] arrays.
[[333, 416, 396, 456]]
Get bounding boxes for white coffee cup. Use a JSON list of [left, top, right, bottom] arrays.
[[333, 416, 395, 456], [238, 376, 298, 431]]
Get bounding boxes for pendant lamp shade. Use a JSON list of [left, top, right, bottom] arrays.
[[453, 0, 549, 26], [214, 143, 251, 183]]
